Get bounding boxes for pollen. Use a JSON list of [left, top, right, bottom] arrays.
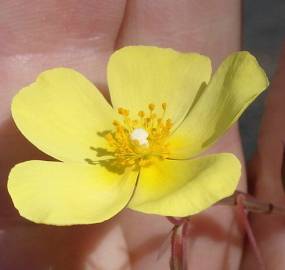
[[105, 103, 173, 168]]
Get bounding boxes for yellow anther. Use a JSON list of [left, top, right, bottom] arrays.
[[112, 120, 119, 126], [123, 109, 129, 116], [118, 107, 125, 115], [148, 103, 155, 111], [138, 111, 145, 117], [162, 102, 167, 110], [118, 108, 129, 117], [166, 119, 172, 127], [105, 133, 113, 141], [116, 125, 124, 132]]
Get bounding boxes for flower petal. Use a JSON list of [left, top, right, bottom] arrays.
[[129, 154, 240, 217], [169, 51, 269, 158], [108, 46, 211, 128], [8, 161, 138, 225], [12, 68, 115, 162]]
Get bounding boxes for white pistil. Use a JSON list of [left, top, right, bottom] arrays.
[[130, 128, 149, 146]]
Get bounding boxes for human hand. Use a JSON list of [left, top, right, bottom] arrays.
[[0, 1, 246, 269]]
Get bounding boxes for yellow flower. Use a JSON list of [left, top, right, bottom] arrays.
[[8, 46, 268, 225]]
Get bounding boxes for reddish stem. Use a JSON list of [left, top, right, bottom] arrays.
[[236, 194, 266, 270], [167, 216, 187, 226], [170, 226, 183, 270], [181, 220, 190, 270]]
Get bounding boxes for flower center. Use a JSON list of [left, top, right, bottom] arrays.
[[105, 103, 172, 168], [130, 128, 149, 146]]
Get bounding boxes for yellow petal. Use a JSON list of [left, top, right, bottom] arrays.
[[108, 46, 211, 128], [170, 51, 269, 158], [12, 68, 115, 162], [8, 161, 138, 225], [129, 154, 240, 217]]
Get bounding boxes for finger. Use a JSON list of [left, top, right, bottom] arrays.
[[0, 0, 126, 116], [116, 1, 244, 269], [116, 0, 241, 65], [0, 1, 128, 269], [241, 45, 285, 269], [85, 223, 131, 270]]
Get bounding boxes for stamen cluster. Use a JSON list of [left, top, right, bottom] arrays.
[[105, 103, 173, 167]]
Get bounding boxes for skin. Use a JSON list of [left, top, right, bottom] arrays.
[[0, 1, 281, 269], [241, 45, 285, 270]]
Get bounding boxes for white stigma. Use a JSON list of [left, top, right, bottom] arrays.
[[130, 128, 149, 146]]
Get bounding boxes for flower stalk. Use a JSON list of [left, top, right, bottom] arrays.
[[217, 190, 285, 215], [235, 194, 266, 270]]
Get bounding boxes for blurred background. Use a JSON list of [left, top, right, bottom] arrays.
[[241, 0, 285, 159]]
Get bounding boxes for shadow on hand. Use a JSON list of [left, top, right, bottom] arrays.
[[0, 117, 112, 270]]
